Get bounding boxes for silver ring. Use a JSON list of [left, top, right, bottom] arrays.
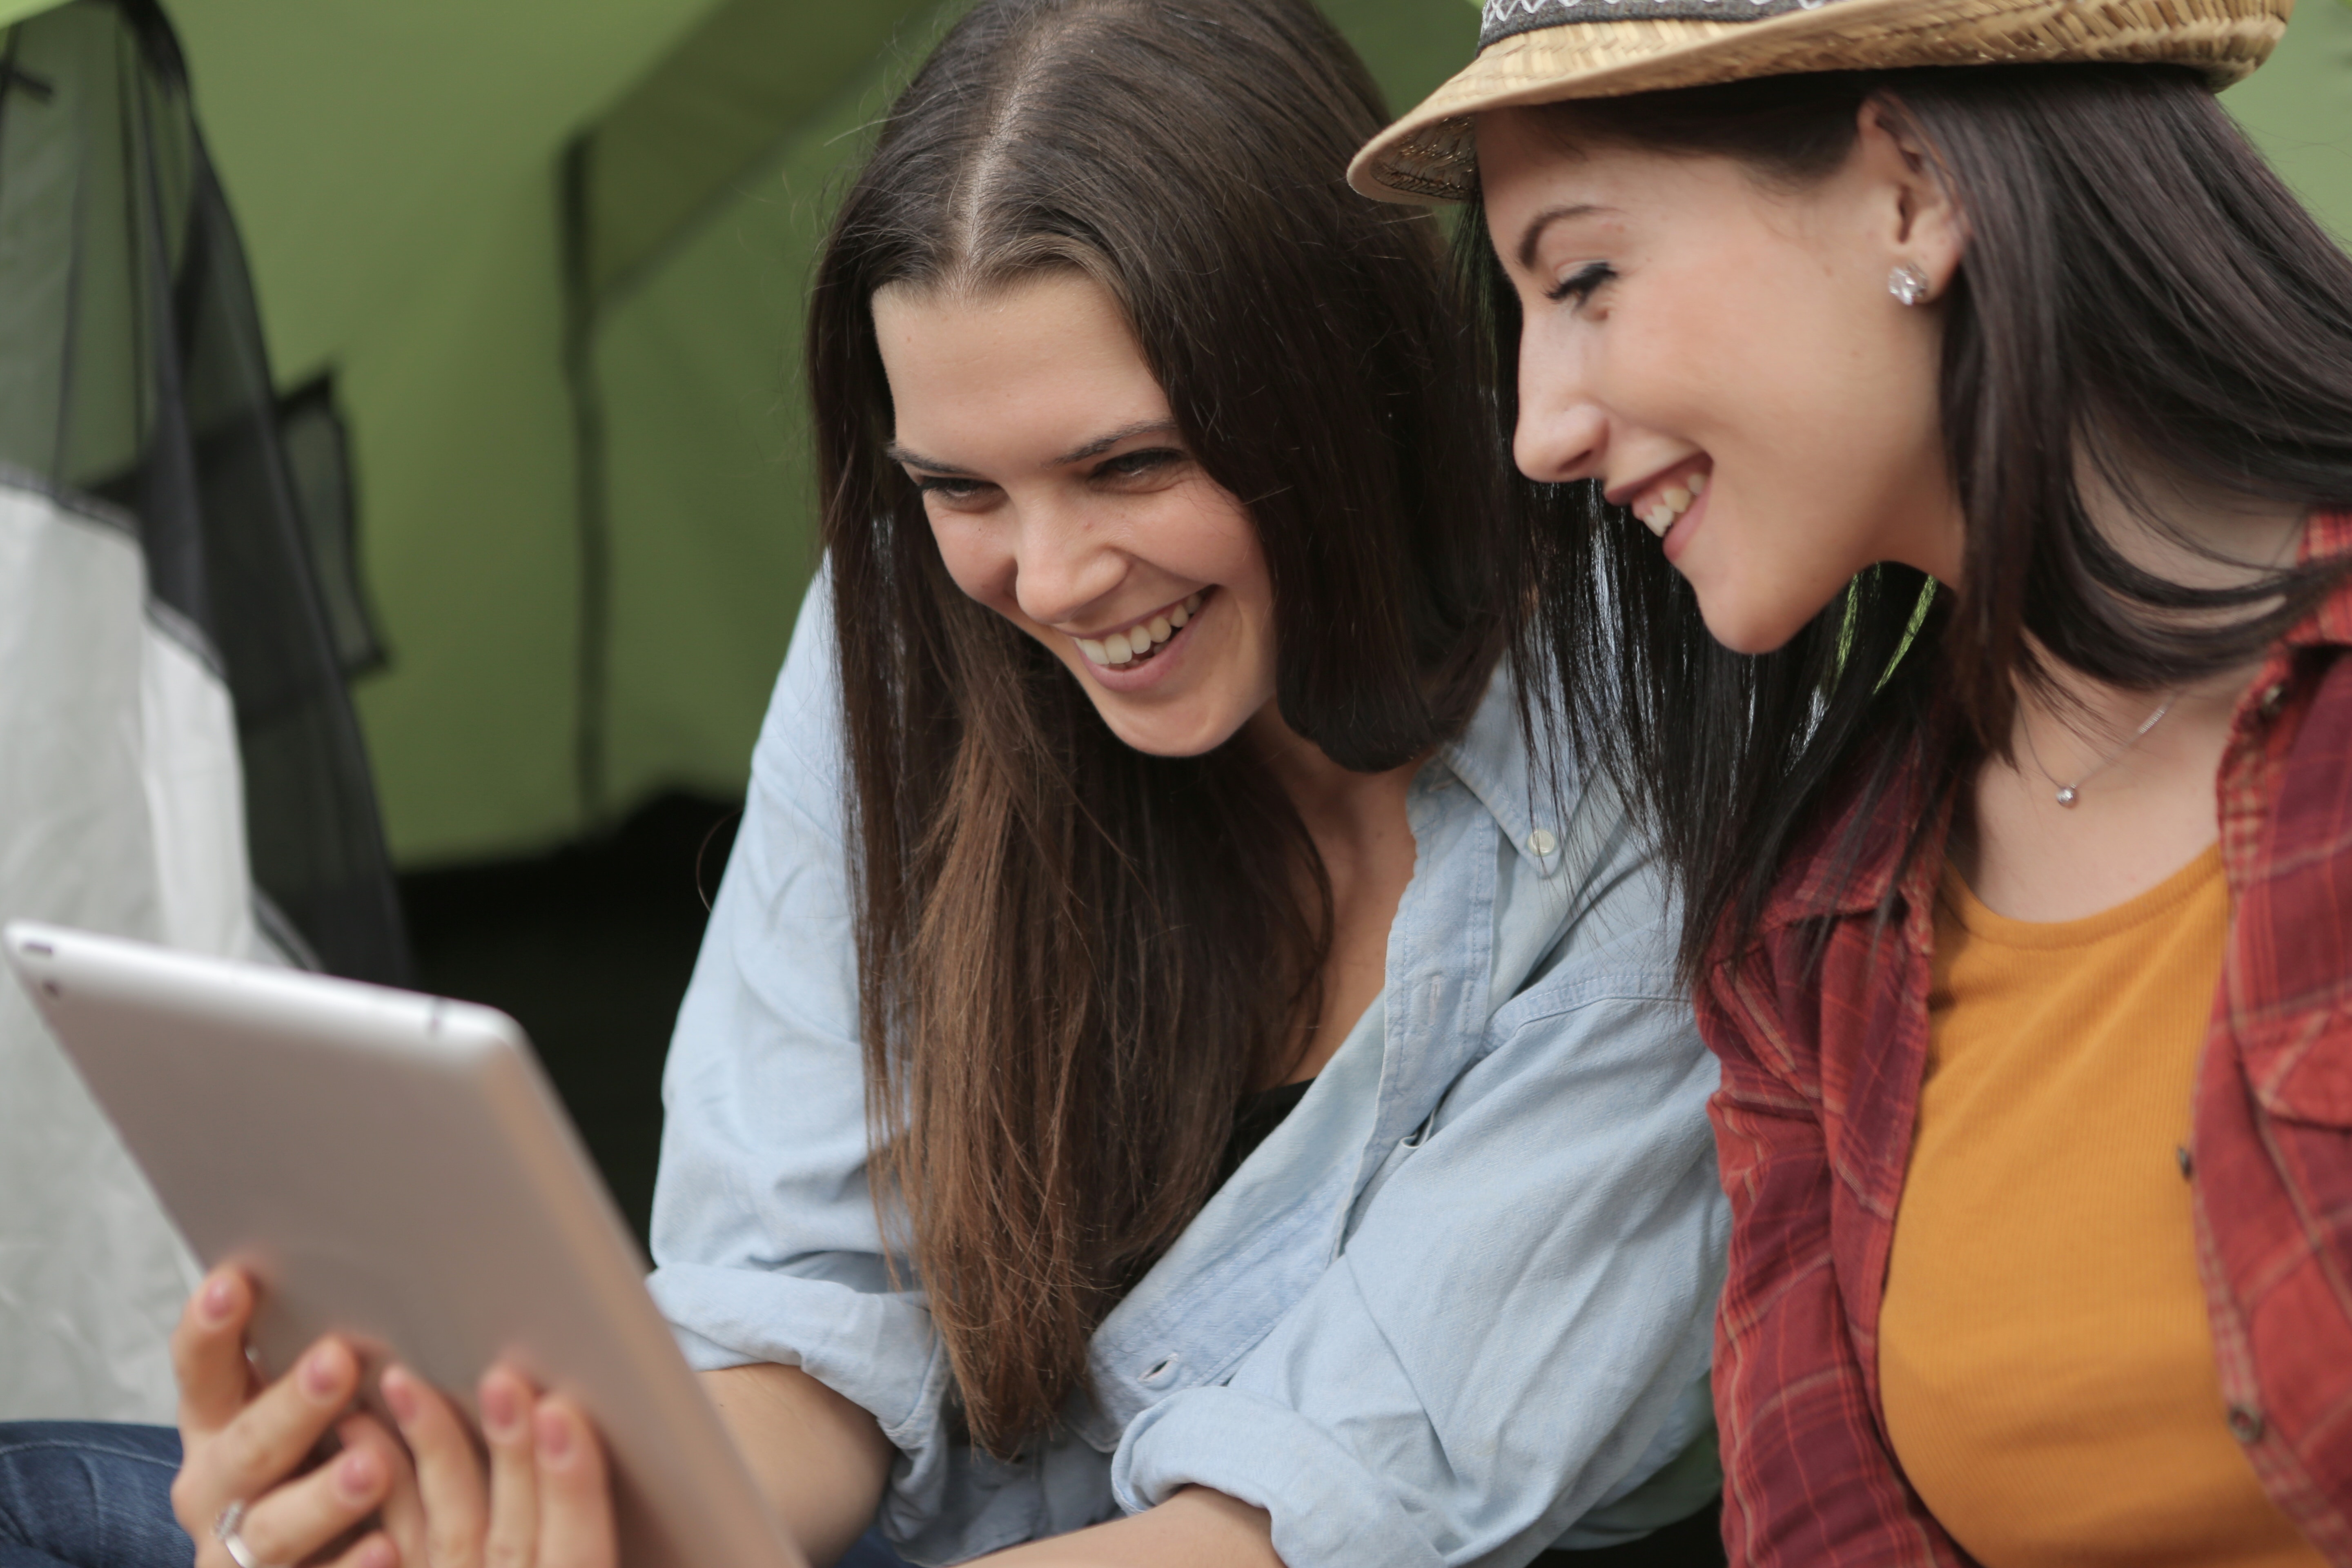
[[213, 1499, 285, 1568]]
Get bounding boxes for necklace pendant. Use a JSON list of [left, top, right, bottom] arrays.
[[2055, 785, 2080, 808]]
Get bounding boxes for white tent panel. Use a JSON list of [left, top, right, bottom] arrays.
[[0, 477, 280, 1421]]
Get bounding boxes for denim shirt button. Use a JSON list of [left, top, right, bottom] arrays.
[[1528, 829, 1558, 858], [1141, 1354, 1179, 1385]]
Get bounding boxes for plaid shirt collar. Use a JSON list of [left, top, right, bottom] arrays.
[[1755, 511, 2352, 934]]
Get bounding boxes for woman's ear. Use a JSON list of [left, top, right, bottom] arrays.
[[1854, 96, 1966, 300]]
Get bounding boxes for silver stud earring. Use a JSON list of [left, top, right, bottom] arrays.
[[1888, 263, 1932, 306]]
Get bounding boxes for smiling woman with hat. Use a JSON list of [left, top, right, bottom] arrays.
[[1354, 0, 2352, 1561], [1353, 0, 2352, 1561]]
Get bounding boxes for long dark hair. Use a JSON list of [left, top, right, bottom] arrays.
[[811, 0, 1505, 1454], [1473, 64, 2352, 977]]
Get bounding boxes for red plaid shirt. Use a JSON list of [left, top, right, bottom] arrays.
[[1699, 512, 2352, 1566]]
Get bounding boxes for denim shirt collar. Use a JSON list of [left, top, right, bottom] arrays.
[[1438, 668, 1572, 883]]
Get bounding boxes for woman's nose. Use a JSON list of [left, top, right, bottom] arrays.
[[1513, 339, 1606, 484], [1010, 506, 1124, 628]]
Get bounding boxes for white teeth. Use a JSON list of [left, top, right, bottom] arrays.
[[1080, 593, 1208, 673], [1632, 474, 1707, 539]]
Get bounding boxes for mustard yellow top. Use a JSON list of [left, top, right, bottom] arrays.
[[1878, 846, 2321, 1567]]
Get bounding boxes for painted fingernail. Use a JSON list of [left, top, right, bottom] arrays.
[[336, 1446, 382, 1499], [199, 1275, 236, 1325], [481, 1376, 521, 1439], [381, 1367, 419, 1425], [535, 1406, 574, 1465], [303, 1342, 347, 1399]]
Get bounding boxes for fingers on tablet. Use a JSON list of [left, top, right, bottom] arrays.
[[533, 1399, 616, 1568], [482, 1365, 542, 1568], [205, 1436, 392, 1568], [170, 1267, 255, 1436], [324, 1531, 401, 1568], [382, 1362, 490, 1553], [376, 1362, 616, 1568], [174, 1331, 359, 1537], [337, 1414, 421, 1568]]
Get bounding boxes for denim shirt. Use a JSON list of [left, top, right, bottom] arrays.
[[648, 579, 1728, 1568]]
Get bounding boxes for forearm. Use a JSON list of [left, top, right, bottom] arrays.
[[973, 1488, 1282, 1568], [700, 1362, 895, 1567]]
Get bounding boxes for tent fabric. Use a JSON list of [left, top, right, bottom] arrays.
[[0, 0, 406, 978], [0, 475, 251, 1424], [157, 0, 752, 863], [162, 0, 2350, 867], [144, 0, 1509, 864], [561, 0, 937, 816], [0, 0, 403, 1420]]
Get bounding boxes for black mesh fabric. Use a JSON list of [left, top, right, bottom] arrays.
[[0, 0, 409, 982], [276, 375, 387, 680]]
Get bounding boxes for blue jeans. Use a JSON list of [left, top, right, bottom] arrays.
[[0, 1424, 192, 1568], [0, 1421, 913, 1568]]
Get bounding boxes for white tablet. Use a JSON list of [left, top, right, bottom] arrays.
[[3, 921, 806, 1568]]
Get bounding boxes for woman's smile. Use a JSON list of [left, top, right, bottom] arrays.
[[1071, 588, 1207, 669], [1612, 457, 1713, 552], [1068, 588, 1214, 691]]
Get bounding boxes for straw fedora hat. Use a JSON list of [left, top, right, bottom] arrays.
[[1349, 0, 2294, 203]]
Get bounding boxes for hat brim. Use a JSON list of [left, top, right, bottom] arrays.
[[1349, 0, 2292, 203]]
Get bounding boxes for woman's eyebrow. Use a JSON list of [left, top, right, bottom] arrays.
[[1516, 203, 1613, 271], [884, 420, 1179, 475], [1053, 419, 1180, 466], [884, 442, 970, 473]]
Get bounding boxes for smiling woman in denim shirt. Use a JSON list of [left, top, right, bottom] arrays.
[[0, 3, 1727, 1566]]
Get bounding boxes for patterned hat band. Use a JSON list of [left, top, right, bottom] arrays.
[[1482, 0, 1842, 48], [1352, 0, 2291, 203]]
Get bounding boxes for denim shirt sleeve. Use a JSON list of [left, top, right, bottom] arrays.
[[1110, 884, 1727, 1568], [645, 579, 957, 1500]]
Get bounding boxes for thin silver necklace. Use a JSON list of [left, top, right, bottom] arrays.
[[2025, 695, 2178, 808]]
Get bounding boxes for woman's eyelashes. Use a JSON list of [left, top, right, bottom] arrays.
[[912, 471, 993, 503], [1544, 261, 1616, 308], [1090, 447, 1186, 486], [909, 448, 1184, 503]]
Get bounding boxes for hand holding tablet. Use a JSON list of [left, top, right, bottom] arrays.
[[169, 1267, 617, 1568], [173, 1273, 416, 1568], [3, 921, 806, 1568]]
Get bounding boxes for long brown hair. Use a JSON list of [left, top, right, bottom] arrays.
[[809, 0, 1507, 1454], [1469, 65, 2352, 977]]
